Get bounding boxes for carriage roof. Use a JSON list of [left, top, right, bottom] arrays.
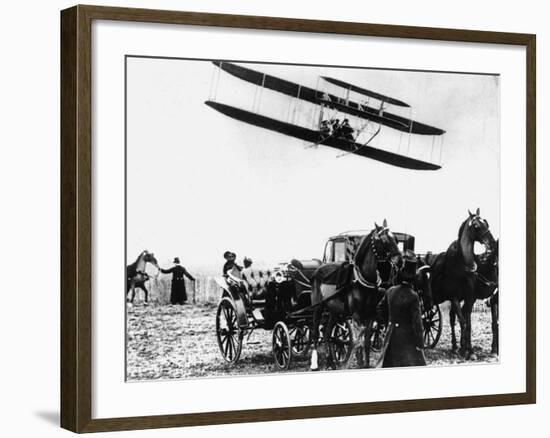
[[328, 230, 415, 252], [331, 230, 414, 241]]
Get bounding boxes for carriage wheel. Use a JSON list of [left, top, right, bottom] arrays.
[[370, 321, 386, 353], [328, 319, 354, 367], [216, 297, 243, 365], [290, 324, 311, 358], [422, 303, 442, 349], [272, 321, 292, 370]]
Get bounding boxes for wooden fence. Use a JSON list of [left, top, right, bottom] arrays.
[[134, 275, 221, 305]]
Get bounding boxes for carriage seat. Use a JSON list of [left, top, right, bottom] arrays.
[[290, 258, 322, 281], [241, 267, 273, 301]]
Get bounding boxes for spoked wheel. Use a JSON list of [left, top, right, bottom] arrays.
[[422, 303, 442, 349], [370, 321, 386, 353], [216, 297, 243, 365], [272, 321, 292, 370], [289, 323, 311, 358], [328, 319, 354, 368]]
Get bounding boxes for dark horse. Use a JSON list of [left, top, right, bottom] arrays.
[[309, 220, 402, 370], [126, 250, 159, 304], [427, 209, 496, 359], [450, 238, 499, 354]]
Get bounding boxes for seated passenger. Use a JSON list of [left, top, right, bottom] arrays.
[[331, 118, 341, 138], [223, 251, 243, 283], [340, 118, 355, 141], [243, 257, 253, 269]]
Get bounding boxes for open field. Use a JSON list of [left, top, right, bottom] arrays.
[[126, 301, 498, 381]]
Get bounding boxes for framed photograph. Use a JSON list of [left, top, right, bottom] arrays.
[[60, 5, 536, 433]]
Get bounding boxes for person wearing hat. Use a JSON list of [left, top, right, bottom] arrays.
[[375, 250, 426, 368], [222, 251, 242, 276], [160, 257, 195, 305], [243, 257, 253, 269], [340, 118, 355, 141]]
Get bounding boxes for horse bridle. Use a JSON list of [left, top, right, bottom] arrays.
[[468, 216, 492, 243], [371, 229, 400, 265], [352, 229, 398, 289]]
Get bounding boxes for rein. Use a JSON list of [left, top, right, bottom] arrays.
[[476, 271, 497, 287], [353, 263, 381, 288]]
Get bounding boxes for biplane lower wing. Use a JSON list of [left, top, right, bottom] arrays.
[[205, 101, 441, 171], [213, 61, 445, 136]]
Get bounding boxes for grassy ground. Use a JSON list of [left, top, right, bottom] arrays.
[[126, 302, 498, 381]]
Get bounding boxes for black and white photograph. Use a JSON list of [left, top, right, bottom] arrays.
[[125, 57, 500, 381]]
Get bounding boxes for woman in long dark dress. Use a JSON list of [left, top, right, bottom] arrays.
[[376, 250, 426, 368], [160, 257, 195, 305]]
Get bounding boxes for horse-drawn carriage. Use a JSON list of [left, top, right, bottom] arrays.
[[215, 230, 443, 370], [322, 231, 443, 351]]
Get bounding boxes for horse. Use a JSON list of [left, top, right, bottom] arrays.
[[449, 238, 499, 354], [426, 208, 496, 359], [309, 220, 402, 371], [126, 250, 159, 304]]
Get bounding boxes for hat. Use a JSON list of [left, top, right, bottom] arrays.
[[399, 250, 417, 283], [223, 251, 236, 260], [173, 257, 180, 264]]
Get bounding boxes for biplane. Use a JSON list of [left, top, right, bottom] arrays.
[[205, 62, 446, 171]]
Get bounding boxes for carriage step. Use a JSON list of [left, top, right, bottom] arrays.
[[246, 341, 261, 345]]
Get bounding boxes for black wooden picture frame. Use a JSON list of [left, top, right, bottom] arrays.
[[60, 4, 536, 432]]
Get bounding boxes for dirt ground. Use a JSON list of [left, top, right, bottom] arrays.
[[126, 302, 498, 381]]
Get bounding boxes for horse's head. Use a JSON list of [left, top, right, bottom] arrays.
[[372, 219, 402, 267], [464, 208, 496, 252], [142, 250, 159, 269]]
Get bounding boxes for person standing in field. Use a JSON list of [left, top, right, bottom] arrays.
[[160, 257, 195, 305], [376, 250, 426, 368]]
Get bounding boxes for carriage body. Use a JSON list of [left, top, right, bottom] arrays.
[[322, 230, 415, 264], [215, 261, 321, 368]]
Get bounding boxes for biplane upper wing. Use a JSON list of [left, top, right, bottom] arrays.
[[213, 61, 445, 136], [205, 100, 441, 171], [321, 76, 410, 107]]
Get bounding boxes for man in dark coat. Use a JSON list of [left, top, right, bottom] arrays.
[[160, 257, 195, 305], [376, 250, 426, 368]]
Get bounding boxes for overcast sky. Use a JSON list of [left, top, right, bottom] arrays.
[[126, 57, 499, 272]]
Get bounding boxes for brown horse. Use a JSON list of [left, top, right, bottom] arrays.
[[126, 250, 159, 304], [309, 220, 402, 370], [427, 209, 496, 359], [450, 238, 499, 354]]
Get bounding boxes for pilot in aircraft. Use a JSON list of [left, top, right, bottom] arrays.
[[319, 120, 331, 139]]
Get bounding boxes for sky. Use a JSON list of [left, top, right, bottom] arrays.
[[126, 57, 499, 273]]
